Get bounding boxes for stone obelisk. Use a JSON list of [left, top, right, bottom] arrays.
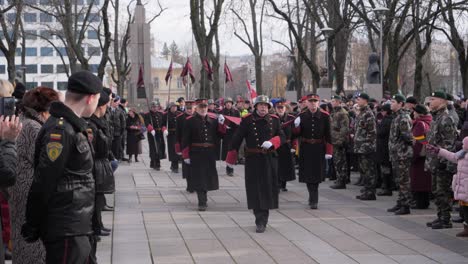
[[129, 0, 153, 107]]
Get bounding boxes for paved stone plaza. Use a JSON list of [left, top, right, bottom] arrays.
[[95, 144, 468, 264]]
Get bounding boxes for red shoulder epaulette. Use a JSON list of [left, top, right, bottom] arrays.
[[186, 115, 194, 120], [176, 112, 184, 118], [288, 114, 295, 118], [270, 114, 279, 119], [320, 109, 330, 116]]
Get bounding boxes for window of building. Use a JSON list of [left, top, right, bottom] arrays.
[[76, 0, 85, 4], [88, 30, 98, 39], [26, 65, 37, 74], [57, 47, 67, 56], [15, 48, 21, 56], [87, 0, 100, 4], [26, 82, 38, 90], [154, 77, 160, 90], [89, 64, 99, 73], [57, 64, 69, 73], [25, 48, 37, 56], [6, 13, 15, 22], [177, 77, 182, 89], [57, 82, 68, 91], [25, 30, 37, 40], [41, 64, 53, 73], [0, 0, 4, 5], [24, 13, 37, 23], [88, 47, 101, 56], [77, 14, 85, 22], [89, 13, 100, 22], [41, 47, 54, 56], [0, 65, 5, 74], [24, 0, 37, 4], [40, 30, 53, 39], [40, 13, 53, 22], [41, 82, 54, 88], [39, 0, 51, 5]]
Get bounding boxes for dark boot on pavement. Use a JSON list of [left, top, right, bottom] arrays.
[[387, 204, 401, 213], [356, 193, 376, 200], [426, 218, 440, 227], [330, 182, 346, 189], [256, 224, 266, 233], [431, 220, 452, 229], [394, 206, 410, 215], [377, 189, 392, 196], [452, 216, 464, 223], [456, 224, 468, 237]]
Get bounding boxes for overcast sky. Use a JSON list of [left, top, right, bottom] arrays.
[[142, 0, 287, 57]]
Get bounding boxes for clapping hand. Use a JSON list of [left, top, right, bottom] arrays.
[[0, 115, 22, 142]]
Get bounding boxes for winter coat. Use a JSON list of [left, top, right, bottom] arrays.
[[376, 114, 393, 164], [410, 114, 432, 192], [9, 110, 37, 263], [438, 148, 468, 202]]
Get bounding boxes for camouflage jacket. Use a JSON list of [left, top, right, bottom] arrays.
[[331, 106, 349, 146], [353, 105, 377, 154], [388, 109, 413, 161], [425, 107, 458, 171]]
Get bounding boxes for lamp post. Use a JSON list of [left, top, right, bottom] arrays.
[[373, 6, 389, 90], [321, 26, 334, 88]]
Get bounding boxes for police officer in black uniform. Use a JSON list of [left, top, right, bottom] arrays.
[[144, 99, 166, 170], [226, 95, 285, 233], [22, 70, 102, 263], [163, 102, 181, 173], [181, 99, 226, 211]]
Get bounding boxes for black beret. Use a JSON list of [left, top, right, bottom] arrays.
[[67, 70, 103, 94], [98, 90, 110, 107], [392, 94, 406, 103], [431, 91, 447, 100], [414, 104, 428, 115], [446, 93, 454, 101], [103, 87, 112, 96], [332, 95, 342, 100], [358, 92, 370, 101], [406, 96, 418, 104]]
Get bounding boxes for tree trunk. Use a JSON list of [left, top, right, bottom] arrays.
[[254, 55, 263, 96], [334, 27, 349, 94], [294, 57, 304, 100], [460, 60, 468, 98], [6, 53, 15, 84], [386, 39, 400, 94], [413, 52, 423, 100]]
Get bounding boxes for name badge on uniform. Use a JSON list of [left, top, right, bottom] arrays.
[[47, 142, 63, 162]]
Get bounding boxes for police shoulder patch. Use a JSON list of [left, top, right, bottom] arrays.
[[47, 142, 63, 162]]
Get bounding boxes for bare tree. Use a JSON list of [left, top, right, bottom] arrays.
[[190, 0, 225, 98], [0, 1, 24, 83], [434, 0, 468, 96], [230, 0, 266, 95]]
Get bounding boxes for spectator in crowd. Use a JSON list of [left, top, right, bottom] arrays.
[[410, 104, 432, 209], [376, 104, 394, 196], [126, 108, 144, 162], [9, 87, 59, 264]]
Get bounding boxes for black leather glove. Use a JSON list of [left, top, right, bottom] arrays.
[[21, 223, 40, 243]]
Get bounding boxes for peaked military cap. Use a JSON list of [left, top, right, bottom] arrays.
[[392, 94, 406, 103]]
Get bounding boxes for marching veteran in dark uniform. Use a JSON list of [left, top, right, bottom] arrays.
[[353, 93, 378, 200], [181, 99, 226, 211], [329, 95, 350, 189], [292, 94, 332, 209], [226, 95, 285, 233], [163, 102, 181, 173], [274, 98, 296, 191], [22, 70, 102, 263], [387, 94, 414, 215], [175, 101, 194, 191], [221, 97, 241, 176], [425, 91, 458, 229], [144, 99, 166, 170]]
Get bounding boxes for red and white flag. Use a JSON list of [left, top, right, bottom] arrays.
[[224, 62, 233, 83], [180, 58, 195, 86], [164, 59, 173, 85], [202, 58, 213, 81], [246, 80, 257, 100]]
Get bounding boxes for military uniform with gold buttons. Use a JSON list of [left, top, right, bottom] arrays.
[[163, 103, 181, 173], [226, 95, 285, 232], [143, 100, 166, 170]]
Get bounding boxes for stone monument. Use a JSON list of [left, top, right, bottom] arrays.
[[317, 67, 332, 100], [363, 52, 382, 100], [128, 0, 153, 106]]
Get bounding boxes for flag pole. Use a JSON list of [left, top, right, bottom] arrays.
[[223, 56, 226, 98], [167, 57, 172, 106]]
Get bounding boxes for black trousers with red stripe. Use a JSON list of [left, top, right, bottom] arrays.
[[44, 236, 91, 264]]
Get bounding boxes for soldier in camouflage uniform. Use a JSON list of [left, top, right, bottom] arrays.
[[387, 94, 413, 215], [330, 95, 350, 189], [425, 91, 458, 229], [353, 93, 378, 200]]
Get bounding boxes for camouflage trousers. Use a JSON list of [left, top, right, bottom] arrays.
[[359, 153, 376, 194], [333, 145, 348, 184], [391, 159, 412, 207], [432, 168, 453, 221]]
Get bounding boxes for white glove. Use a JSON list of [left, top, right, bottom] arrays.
[[163, 130, 168, 137], [184, 159, 191, 164], [218, 114, 225, 124], [151, 130, 156, 137], [226, 163, 234, 168], [294, 116, 301, 128], [325, 154, 332, 160], [290, 149, 296, 153], [261, 141, 273, 149]]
